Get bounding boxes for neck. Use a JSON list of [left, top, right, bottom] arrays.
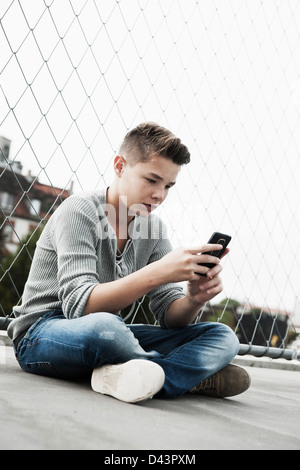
[[106, 184, 134, 239]]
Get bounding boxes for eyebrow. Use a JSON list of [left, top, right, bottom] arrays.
[[148, 172, 176, 186]]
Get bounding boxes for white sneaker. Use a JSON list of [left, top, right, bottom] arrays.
[[91, 359, 165, 403]]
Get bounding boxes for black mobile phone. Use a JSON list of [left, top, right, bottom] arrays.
[[197, 232, 232, 275]]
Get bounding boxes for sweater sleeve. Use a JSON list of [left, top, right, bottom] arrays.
[[146, 219, 185, 329], [50, 195, 101, 319]]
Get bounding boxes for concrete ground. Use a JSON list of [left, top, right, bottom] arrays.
[[1, 344, 300, 451]]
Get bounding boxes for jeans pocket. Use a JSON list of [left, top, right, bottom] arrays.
[[22, 361, 60, 378]]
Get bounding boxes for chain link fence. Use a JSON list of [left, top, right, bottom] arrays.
[[1, 0, 300, 360]]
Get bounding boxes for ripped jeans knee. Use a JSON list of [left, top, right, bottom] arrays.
[[80, 312, 160, 366]]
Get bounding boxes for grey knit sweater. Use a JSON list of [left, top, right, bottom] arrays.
[[8, 189, 185, 340]]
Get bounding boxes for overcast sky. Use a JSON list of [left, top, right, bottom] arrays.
[[0, 0, 300, 314]]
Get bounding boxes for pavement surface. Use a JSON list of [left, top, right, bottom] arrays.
[[1, 344, 300, 451]]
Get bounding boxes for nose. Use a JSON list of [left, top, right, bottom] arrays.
[[151, 186, 166, 203]]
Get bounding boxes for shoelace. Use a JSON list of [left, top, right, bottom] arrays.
[[191, 375, 217, 393]]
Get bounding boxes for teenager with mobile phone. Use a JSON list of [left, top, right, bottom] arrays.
[[8, 122, 250, 403]]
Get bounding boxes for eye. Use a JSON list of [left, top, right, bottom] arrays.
[[146, 178, 156, 184]]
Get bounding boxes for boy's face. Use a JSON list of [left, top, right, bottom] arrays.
[[114, 153, 180, 217]]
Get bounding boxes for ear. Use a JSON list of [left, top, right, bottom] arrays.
[[114, 155, 127, 177]]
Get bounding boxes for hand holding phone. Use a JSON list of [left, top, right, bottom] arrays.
[[197, 232, 231, 275]]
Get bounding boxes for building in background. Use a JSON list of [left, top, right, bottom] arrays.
[[0, 136, 72, 254]]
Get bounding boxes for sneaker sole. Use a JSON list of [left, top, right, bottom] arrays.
[[91, 359, 165, 403]]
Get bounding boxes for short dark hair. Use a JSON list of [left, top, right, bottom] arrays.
[[119, 122, 190, 165]]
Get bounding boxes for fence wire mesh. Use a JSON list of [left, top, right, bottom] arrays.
[[1, 0, 300, 359]]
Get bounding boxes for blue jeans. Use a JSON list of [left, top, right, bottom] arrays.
[[14, 310, 239, 399]]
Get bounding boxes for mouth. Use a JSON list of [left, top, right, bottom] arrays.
[[142, 203, 158, 213]]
